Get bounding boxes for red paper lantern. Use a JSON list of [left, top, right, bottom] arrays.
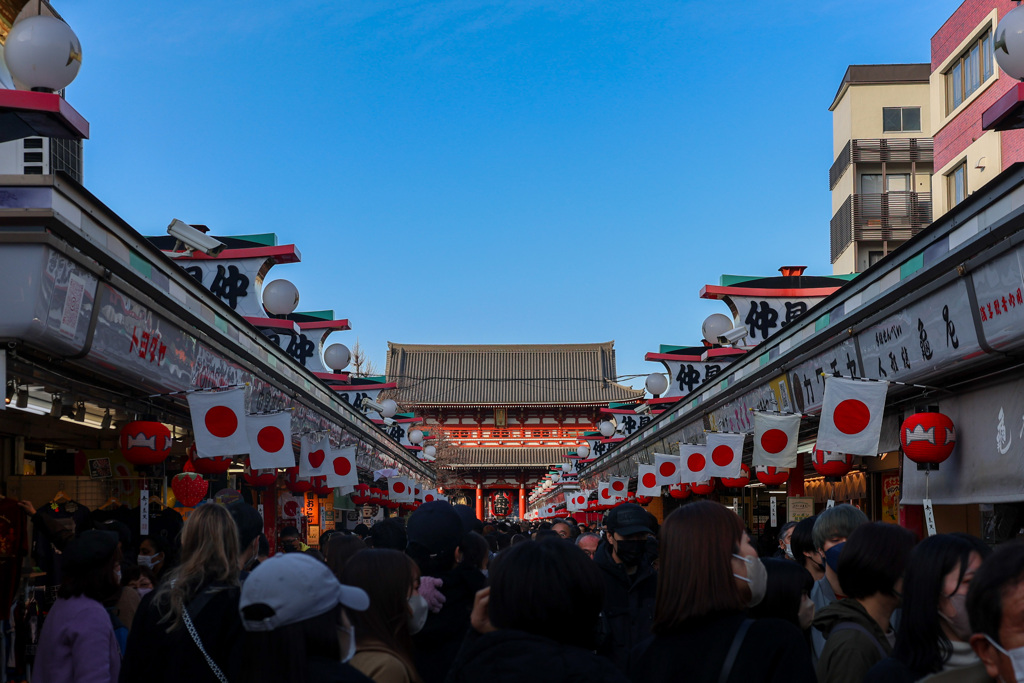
[[284, 467, 313, 494], [812, 447, 854, 478], [900, 412, 956, 465], [119, 421, 172, 466], [369, 487, 384, 505], [242, 460, 278, 489], [668, 483, 690, 499], [310, 476, 333, 497], [172, 471, 208, 507], [720, 464, 751, 489], [635, 494, 653, 505], [188, 443, 232, 475], [690, 479, 717, 496], [381, 491, 399, 510], [351, 483, 371, 505], [755, 466, 789, 486]]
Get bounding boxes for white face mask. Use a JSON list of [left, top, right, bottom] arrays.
[[136, 587, 152, 598], [408, 593, 429, 635], [138, 553, 161, 570], [784, 543, 794, 560], [732, 554, 767, 607], [986, 635, 1024, 683], [798, 596, 815, 630], [940, 593, 972, 641]]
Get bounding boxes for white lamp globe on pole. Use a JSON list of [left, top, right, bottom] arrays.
[[262, 279, 300, 316], [408, 429, 424, 445], [423, 445, 437, 459], [996, 5, 1024, 81], [378, 399, 398, 419], [598, 420, 616, 438], [645, 372, 669, 397], [577, 443, 591, 459], [702, 313, 734, 344], [323, 343, 351, 372], [5, 16, 81, 92]]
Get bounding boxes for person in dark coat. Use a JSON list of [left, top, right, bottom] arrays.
[[814, 522, 917, 683], [594, 503, 657, 672], [120, 504, 244, 683], [630, 501, 815, 683], [446, 537, 628, 683]]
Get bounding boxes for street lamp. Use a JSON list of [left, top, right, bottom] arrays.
[[645, 372, 668, 397], [598, 420, 616, 438], [408, 429, 424, 445], [324, 343, 351, 372], [262, 279, 300, 316], [577, 443, 591, 459], [701, 313, 733, 345], [5, 15, 81, 92], [996, 5, 1024, 80]]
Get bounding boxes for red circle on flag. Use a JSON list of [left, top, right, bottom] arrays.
[[424, 494, 435, 502], [612, 480, 625, 492], [712, 445, 733, 467], [601, 488, 611, 499], [205, 406, 237, 438], [308, 449, 326, 469], [576, 495, 585, 505], [834, 399, 871, 435], [393, 482, 406, 493], [642, 472, 657, 488], [333, 457, 351, 476], [687, 452, 706, 473], [659, 461, 676, 477], [257, 426, 284, 453], [761, 429, 788, 454]]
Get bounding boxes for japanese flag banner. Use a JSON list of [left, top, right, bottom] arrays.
[[637, 464, 661, 496], [298, 434, 331, 477], [325, 445, 358, 487], [705, 432, 746, 479], [753, 412, 801, 468], [566, 490, 591, 511], [609, 476, 630, 500], [817, 377, 888, 455], [390, 477, 414, 503], [654, 453, 682, 485], [188, 388, 249, 457], [678, 444, 710, 484], [422, 489, 444, 503], [245, 412, 294, 469], [598, 481, 615, 504]]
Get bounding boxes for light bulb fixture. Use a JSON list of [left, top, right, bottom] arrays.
[[598, 420, 616, 438], [262, 279, 300, 316], [5, 15, 82, 93], [4, 382, 13, 405], [73, 402, 86, 422], [323, 343, 351, 373], [101, 409, 112, 430], [645, 372, 669, 397], [408, 429, 424, 445], [50, 394, 61, 418]]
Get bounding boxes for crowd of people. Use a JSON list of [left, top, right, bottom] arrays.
[[26, 494, 1024, 682]]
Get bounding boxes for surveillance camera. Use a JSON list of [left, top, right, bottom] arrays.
[[383, 417, 396, 426], [362, 397, 385, 413], [719, 326, 749, 345], [167, 219, 226, 256], [633, 403, 651, 415]]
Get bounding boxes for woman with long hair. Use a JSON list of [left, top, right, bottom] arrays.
[[121, 504, 244, 683], [630, 501, 815, 683], [326, 532, 367, 579], [867, 533, 991, 682], [340, 549, 424, 683]]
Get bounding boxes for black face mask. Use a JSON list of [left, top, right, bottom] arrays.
[[614, 539, 647, 567]]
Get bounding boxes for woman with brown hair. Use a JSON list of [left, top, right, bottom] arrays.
[[629, 501, 815, 683], [340, 549, 425, 683], [121, 504, 245, 683]]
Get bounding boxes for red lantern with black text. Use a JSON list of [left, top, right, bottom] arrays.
[[812, 447, 854, 478], [188, 443, 232, 475], [351, 483, 371, 505], [284, 467, 313, 494], [690, 479, 717, 496], [120, 421, 172, 466], [900, 412, 956, 465], [242, 460, 277, 489], [721, 463, 751, 489], [756, 466, 789, 486], [668, 483, 690, 500]]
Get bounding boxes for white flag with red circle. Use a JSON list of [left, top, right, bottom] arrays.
[[245, 412, 294, 469], [705, 432, 746, 479], [637, 464, 661, 496], [817, 377, 888, 455], [609, 476, 629, 501], [298, 434, 331, 476], [678, 444, 710, 484], [188, 388, 249, 457], [654, 453, 682, 485], [598, 481, 616, 504], [325, 445, 358, 487], [422, 489, 444, 503], [752, 412, 801, 468], [390, 476, 414, 503], [566, 489, 591, 512]]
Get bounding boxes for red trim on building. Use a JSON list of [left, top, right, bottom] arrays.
[[700, 285, 840, 299], [312, 371, 351, 383], [647, 396, 682, 405], [245, 317, 300, 332], [644, 352, 704, 362], [703, 348, 746, 360], [331, 382, 399, 391], [0, 89, 89, 141], [165, 245, 301, 264], [297, 319, 351, 331]]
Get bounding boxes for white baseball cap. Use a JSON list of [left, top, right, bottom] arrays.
[[239, 553, 369, 632]]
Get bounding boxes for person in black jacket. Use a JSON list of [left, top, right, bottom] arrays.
[[120, 504, 244, 683], [594, 503, 657, 672], [630, 501, 815, 683], [447, 537, 628, 683]]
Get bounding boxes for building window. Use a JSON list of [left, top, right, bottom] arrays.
[[860, 174, 910, 194], [23, 166, 42, 174], [947, 161, 968, 207], [22, 152, 42, 163], [23, 138, 42, 149], [868, 251, 884, 267], [882, 107, 922, 132], [946, 29, 994, 113]]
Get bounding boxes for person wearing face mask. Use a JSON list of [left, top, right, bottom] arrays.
[[814, 522, 917, 683], [967, 540, 1024, 683], [749, 558, 817, 635], [629, 501, 814, 683], [809, 504, 869, 659], [774, 522, 799, 560], [791, 516, 825, 583], [594, 503, 659, 673], [867, 533, 991, 683], [239, 553, 373, 683], [136, 535, 171, 584], [341, 549, 425, 683]]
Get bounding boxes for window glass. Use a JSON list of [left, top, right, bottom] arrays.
[[967, 45, 981, 93], [952, 63, 963, 108], [887, 174, 910, 192], [861, 174, 884, 194], [983, 33, 994, 79], [902, 108, 921, 131], [882, 108, 902, 132]]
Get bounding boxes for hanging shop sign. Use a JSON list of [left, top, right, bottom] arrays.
[[492, 491, 511, 517]]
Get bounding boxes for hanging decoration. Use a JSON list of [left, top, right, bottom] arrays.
[[720, 463, 751, 489], [755, 466, 789, 486], [690, 479, 717, 496], [900, 412, 956, 465], [284, 466, 314, 494], [667, 483, 691, 500], [812, 447, 854, 478], [119, 421, 172, 466], [172, 470, 208, 507], [188, 443, 232, 475], [242, 460, 278, 489], [491, 491, 512, 517]]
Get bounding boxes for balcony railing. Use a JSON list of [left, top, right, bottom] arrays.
[[829, 138, 934, 190], [830, 191, 932, 263]]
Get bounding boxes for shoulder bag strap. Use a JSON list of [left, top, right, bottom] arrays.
[[829, 621, 887, 658], [182, 605, 228, 683], [718, 618, 753, 683]]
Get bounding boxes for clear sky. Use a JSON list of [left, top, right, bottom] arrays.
[[59, 0, 964, 387]]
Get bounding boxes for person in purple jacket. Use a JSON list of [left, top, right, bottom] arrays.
[[35, 529, 122, 683]]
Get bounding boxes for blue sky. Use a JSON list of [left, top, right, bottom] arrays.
[[59, 0, 963, 386]]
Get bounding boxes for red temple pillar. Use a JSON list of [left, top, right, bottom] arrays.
[[519, 484, 526, 520], [475, 484, 484, 520], [787, 452, 805, 497]]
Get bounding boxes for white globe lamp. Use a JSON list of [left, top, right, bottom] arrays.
[[598, 420, 616, 438], [379, 399, 398, 419], [423, 445, 437, 459], [5, 16, 81, 92], [702, 313, 734, 344], [645, 372, 669, 396], [408, 429, 424, 445], [323, 343, 351, 372], [262, 279, 299, 316], [996, 5, 1024, 81], [577, 444, 591, 459]]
